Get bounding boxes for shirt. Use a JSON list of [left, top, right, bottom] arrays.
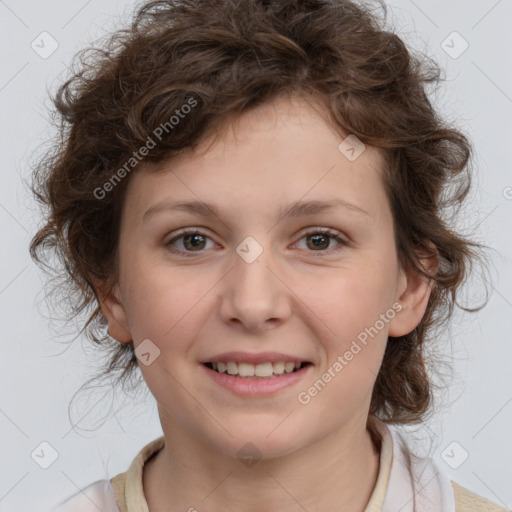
[[53, 414, 510, 511]]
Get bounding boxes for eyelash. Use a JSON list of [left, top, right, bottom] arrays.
[[165, 228, 349, 258]]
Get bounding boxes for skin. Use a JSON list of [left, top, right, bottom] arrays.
[[97, 93, 437, 512]]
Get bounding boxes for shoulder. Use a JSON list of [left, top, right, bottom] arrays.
[[53, 479, 120, 512], [110, 471, 128, 512], [452, 481, 511, 512]]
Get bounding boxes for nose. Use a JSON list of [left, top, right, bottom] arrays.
[[218, 248, 292, 332]]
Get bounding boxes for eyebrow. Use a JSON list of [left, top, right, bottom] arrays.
[[142, 198, 369, 223]]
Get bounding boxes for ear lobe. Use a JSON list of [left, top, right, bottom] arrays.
[[388, 243, 438, 338], [94, 280, 132, 344]]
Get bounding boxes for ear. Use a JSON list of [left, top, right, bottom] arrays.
[[93, 278, 132, 343], [388, 242, 439, 338]]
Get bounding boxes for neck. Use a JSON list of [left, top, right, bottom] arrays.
[[143, 414, 381, 512]]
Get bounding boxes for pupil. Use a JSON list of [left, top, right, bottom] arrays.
[[184, 234, 205, 250], [308, 234, 328, 250]]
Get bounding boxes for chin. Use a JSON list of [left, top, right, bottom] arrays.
[[207, 425, 308, 462]]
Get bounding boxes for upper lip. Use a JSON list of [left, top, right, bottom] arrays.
[[200, 351, 309, 365]]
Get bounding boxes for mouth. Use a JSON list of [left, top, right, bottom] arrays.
[[202, 361, 312, 379]]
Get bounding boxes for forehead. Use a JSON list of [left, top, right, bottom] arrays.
[[123, 94, 388, 222]]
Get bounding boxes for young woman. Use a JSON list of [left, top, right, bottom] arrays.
[[29, 0, 508, 510]]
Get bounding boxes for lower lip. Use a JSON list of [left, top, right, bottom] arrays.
[[201, 363, 312, 396]]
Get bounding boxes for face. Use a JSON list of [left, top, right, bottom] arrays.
[[102, 94, 432, 459]]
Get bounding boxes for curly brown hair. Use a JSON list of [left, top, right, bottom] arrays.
[[29, 0, 491, 427]]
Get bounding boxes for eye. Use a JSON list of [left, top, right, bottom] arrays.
[[294, 228, 348, 255], [165, 229, 216, 256], [164, 227, 349, 257]]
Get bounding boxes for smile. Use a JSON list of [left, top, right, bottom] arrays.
[[201, 360, 313, 396], [204, 361, 310, 378]]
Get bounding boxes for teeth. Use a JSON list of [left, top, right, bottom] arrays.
[[227, 361, 238, 375], [238, 362, 255, 377], [210, 360, 305, 378], [284, 362, 295, 373], [273, 361, 285, 374], [255, 362, 273, 377]]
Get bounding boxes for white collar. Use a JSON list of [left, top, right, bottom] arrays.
[[381, 423, 456, 512]]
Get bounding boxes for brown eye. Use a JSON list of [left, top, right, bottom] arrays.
[[166, 229, 215, 255], [182, 233, 207, 251], [306, 233, 331, 250], [295, 229, 348, 256]]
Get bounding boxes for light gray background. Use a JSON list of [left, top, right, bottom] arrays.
[[1, 0, 511, 510]]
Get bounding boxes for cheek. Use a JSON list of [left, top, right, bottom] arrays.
[[301, 265, 395, 341], [292, 262, 392, 395], [304, 273, 390, 411], [120, 255, 207, 345]]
